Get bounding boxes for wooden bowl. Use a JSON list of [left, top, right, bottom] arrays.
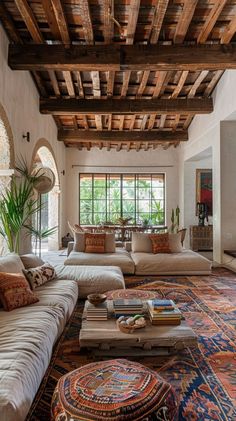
[[117, 316, 146, 334], [87, 293, 107, 306]]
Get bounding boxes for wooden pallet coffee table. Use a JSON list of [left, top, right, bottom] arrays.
[[79, 300, 198, 356]]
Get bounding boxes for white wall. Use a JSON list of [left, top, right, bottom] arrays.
[[0, 25, 67, 251], [220, 121, 236, 250], [179, 69, 236, 263], [184, 156, 212, 249], [65, 147, 180, 231]]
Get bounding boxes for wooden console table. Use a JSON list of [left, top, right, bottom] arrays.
[[189, 225, 213, 251]]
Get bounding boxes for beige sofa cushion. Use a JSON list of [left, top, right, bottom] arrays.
[[74, 232, 116, 253], [169, 232, 183, 253], [131, 249, 212, 275], [55, 265, 125, 298], [0, 253, 24, 273], [131, 232, 152, 253], [132, 232, 183, 253], [0, 278, 78, 421], [20, 254, 44, 269], [64, 248, 135, 274]]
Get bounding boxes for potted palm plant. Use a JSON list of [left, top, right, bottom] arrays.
[[0, 159, 57, 254]]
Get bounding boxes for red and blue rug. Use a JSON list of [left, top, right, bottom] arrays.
[[27, 268, 236, 420]]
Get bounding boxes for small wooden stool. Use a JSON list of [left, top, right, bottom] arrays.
[[51, 359, 179, 420]]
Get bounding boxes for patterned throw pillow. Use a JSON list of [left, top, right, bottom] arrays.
[[23, 263, 56, 290], [84, 233, 106, 253], [149, 233, 171, 254], [0, 272, 39, 311]]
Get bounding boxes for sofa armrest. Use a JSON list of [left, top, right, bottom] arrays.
[[67, 241, 74, 256]]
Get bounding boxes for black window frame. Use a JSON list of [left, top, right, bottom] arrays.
[[79, 173, 165, 226]]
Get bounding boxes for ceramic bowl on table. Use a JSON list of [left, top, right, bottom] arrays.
[[87, 293, 107, 306]]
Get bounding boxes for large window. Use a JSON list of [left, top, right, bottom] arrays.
[[79, 174, 165, 225]]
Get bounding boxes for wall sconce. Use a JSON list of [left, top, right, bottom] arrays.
[[22, 132, 30, 142]]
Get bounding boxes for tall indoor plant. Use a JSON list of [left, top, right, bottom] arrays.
[[0, 159, 57, 254]]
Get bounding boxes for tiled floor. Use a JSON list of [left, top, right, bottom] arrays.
[[42, 249, 67, 266]]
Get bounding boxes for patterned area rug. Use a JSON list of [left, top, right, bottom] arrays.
[[27, 268, 236, 421]]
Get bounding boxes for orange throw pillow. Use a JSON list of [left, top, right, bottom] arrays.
[[84, 233, 106, 253], [149, 233, 171, 254], [0, 272, 39, 311]]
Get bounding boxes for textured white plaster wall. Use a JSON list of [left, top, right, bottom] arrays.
[[220, 121, 236, 250], [179, 69, 236, 263], [0, 25, 67, 251], [65, 147, 180, 231]]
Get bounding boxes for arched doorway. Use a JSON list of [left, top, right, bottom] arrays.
[[32, 142, 60, 251], [0, 104, 14, 254]]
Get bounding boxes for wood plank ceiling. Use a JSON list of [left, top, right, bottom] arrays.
[[1, 0, 236, 151]]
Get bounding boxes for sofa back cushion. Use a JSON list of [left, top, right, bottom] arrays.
[[149, 233, 171, 254], [132, 231, 183, 253], [84, 233, 106, 253], [169, 232, 183, 253], [74, 232, 116, 253], [131, 232, 153, 253], [0, 272, 39, 311], [0, 253, 25, 273], [20, 254, 44, 269]]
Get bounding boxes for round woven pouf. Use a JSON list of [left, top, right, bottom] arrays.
[[51, 359, 179, 421]]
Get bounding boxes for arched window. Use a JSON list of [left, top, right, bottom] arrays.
[[32, 144, 60, 251], [0, 104, 14, 254]]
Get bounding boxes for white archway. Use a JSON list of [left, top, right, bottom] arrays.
[[32, 143, 60, 251], [0, 104, 14, 254]]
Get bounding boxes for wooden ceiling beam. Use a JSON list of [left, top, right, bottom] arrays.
[[171, 71, 189, 98], [0, 3, 22, 44], [197, 0, 228, 44], [41, 0, 61, 40], [173, 0, 198, 44], [203, 70, 224, 97], [107, 71, 115, 97], [104, 0, 114, 43], [80, 0, 94, 43], [188, 70, 209, 98], [40, 98, 213, 115], [136, 71, 150, 97], [221, 15, 236, 44], [58, 130, 188, 143], [10, 44, 236, 72], [50, 0, 70, 45], [149, 0, 169, 44], [63, 71, 75, 96], [126, 0, 140, 44], [14, 0, 44, 43]]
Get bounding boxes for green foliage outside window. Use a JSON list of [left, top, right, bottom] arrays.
[[79, 174, 165, 226]]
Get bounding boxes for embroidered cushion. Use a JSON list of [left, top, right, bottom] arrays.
[[149, 233, 171, 254], [23, 263, 56, 290], [74, 232, 115, 253], [84, 233, 106, 253], [0, 272, 39, 311], [51, 359, 179, 421]]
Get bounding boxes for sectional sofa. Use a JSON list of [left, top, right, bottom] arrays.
[[0, 253, 124, 421], [65, 231, 212, 275]]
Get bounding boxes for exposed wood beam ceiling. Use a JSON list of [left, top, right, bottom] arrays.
[[1, 0, 236, 151], [58, 130, 188, 143], [40, 98, 213, 115], [9, 44, 236, 72]]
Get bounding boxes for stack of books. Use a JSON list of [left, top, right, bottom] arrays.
[[147, 299, 182, 325], [86, 302, 108, 321], [113, 299, 143, 316]]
